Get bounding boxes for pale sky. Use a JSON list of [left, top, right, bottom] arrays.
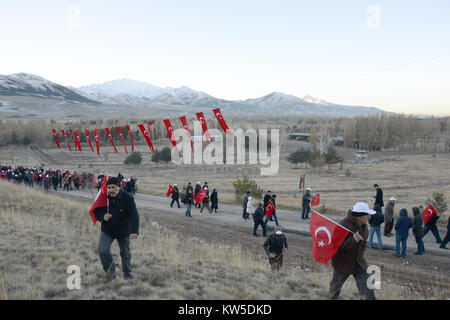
[[1, 0, 449, 115]]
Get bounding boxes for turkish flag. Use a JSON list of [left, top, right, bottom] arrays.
[[195, 189, 207, 203], [52, 129, 61, 149], [94, 128, 100, 155], [147, 121, 154, 139], [310, 211, 350, 265], [60, 130, 72, 152], [212, 108, 232, 136], [265, 200, 275, 218], [115, 126, 128, 154], [75, 129, 82, 152], [299, 175, 305, 190], [68, 129, 77, 150], [196, 112, 212, 141], [311, 193, 320, 207], [166, 184, 175, 197], [179, 116, 194, 151], [89, 174, 109, 225], [104, 128, 118, 153], [422, 203, 437, 225], [85, 129, 94, 152], [125, 125, 135, 152], [138, 124, 155, 153], [163, 119, 178, 152]]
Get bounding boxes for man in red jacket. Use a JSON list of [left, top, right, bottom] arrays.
[[328, 202, 376, 300]]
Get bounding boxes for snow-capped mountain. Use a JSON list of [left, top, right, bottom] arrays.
[[0, 73, 98, 103], [302, 94, 333, 105]]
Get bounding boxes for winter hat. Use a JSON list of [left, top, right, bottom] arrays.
[[107, 177, 120, 187], [399, 208, 408, 216]]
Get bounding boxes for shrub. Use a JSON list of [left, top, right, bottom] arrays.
[[232, 173, 263, 201], [124, 152, 143, 165], [426, 192, 447, 214]]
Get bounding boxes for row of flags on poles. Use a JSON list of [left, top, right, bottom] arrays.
[[52, 108, 232, 155]]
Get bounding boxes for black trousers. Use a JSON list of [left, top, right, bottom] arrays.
[[253, 219, 267, 236], [328, 265, 376, 300], [98, 232, 131, 275], [170, 198, 180, 208]]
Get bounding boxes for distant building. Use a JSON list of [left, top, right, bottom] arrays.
[[288, 132, 311, 142], [354, 150, 369, 160], [332, 136, 344, 146]]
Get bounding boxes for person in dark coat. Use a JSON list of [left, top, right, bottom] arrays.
[[422, 211, 442, 243], [374, 184, 384, 213], [194, 182, 201, 208], [185, 189, 193, 217], [94, 177, 139, 283], [439, 216, 450, 249], [384, 197, 396, 236], [210, 188, 218, 213], [368, 203, 384, 249], [263, 190, 273, 221], [200, 187, 212, 214], [394, 208, 412, 257], [412, 207, 425, 255], [242, 191, 250, 220], [170, 184, 181, 208], [329, 202, 376, 300], [264, 194, 279, 226], [263, 227, 288, 271], [253, 203, 267, 237], [301, 187, 312, 220]]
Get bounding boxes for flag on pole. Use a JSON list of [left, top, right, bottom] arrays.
[[310, 211, 351, 265], [179, 115, 194, 152], [76, 129, 82, 152], [311, 193, 320, 207], [115, 126, 128, 154], [147, 121, 154, 139], [94, 128, 100, 155], [89, 174, 109, 225], [85, 129, 94, 152], [166, 184, 175, 197], [265, 200, 275, 218], [68, 129, 78, 151], [125, 125, 135, 153], [138, 124, 155, 153], [52, 129, 61, 149], [163, 119, 178, 152], [60, 129, 72, 152], [196, 112, 212, 141], [212, 108, 232, 136], [421, 203, 437, 225], [104, 127, 118, 153]]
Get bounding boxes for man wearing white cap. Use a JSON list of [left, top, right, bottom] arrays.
[[301, 187, 312, 220], [384, 197, 396, 237], [328, 202, 376, 300], [263, 226, 288, 271]]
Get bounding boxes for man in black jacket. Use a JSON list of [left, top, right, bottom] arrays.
[[263, 227, 288, 270], [170, 184, 181, 208], [252, 203, 267, 237], [374, 184, 384, 213], [94, 177, 140, 283]]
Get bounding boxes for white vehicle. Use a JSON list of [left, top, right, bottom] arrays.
[[355, 150, 369, 160]]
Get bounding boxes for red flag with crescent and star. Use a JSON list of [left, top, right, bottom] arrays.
[[195, 189, 207, 203], [311, 193, 320, 207], [89, 173, 109, 225], [147, 121, 154, 139], [421, 203, 437, 225], [138, 124, 155, 153], [265, 200, 275, 218], [179, 116, 194, 151], [196, 112, 212, 141], [68, 129, 77, 151], [115, 126, 128, 154], [125, 125, 134, 152], [212, 108, 232, 136], [85, 129, 94, 152], [94, 128, 100, 155], [75, 129, 83, 152], [60, 129, 72, 152], [104, 127, 118, 153], [52, 129, 61, 149], [310, 211, 351, 265], [163, 119, 178, 152], [166, 184, 175, 197]]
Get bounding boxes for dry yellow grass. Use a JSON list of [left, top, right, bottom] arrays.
[[0, 180, 416, 300]]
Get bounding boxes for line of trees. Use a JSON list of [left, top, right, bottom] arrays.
[[287, 146, 342, 172]]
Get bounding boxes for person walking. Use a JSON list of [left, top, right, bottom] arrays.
[[210, 188, 218, 213], [368, 203, 384, 249], [439, 216, 450, 249], [393, 208, 412, 258], [412, 207, 425, 255], [384, 197, 396, 236], [246, 195, 256, 220], [242, 191, 250, 220], [263, 190, 273, 221], [422, 212, 442, 244], [252, 203, 267, 237], [194, 181, 201, 208], [93, 177, 140, 283], [200, 187, 212, 214], [185, 189, 193, 217], [170, 184, 181, 208], [263, 227, 288, 271], [264, 194, 279, 226], [374, 184, 384, 213], [301, 187, 312, 220], [328, 202, 376, 300]]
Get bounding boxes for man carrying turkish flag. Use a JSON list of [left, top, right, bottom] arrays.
[[195, 189, 207, 204], [166, 184, 175, 197], [421, 203, 437, 225], [311, 193, 320, 207]]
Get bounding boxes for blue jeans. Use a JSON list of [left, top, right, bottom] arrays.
[[422, 224, 442, 243], [395, 234, 408, 257], [368, 226, 382, 248], [264, 211, 279, 226], [415, 235, 425, 254], [185, 203, 192, 217]]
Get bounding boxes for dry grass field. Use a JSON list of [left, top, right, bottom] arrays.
[[0, 180, 425, 300]]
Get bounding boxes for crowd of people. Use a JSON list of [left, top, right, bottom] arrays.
[[168, 181, 219, 217]]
